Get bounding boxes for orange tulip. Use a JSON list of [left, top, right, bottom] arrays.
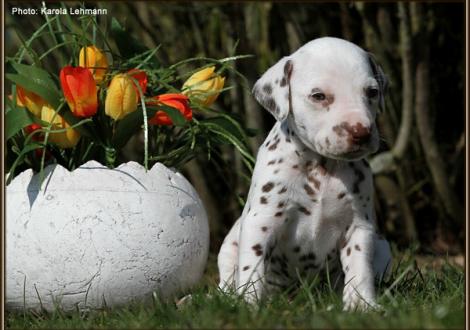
[[127, 69, 148, 98], [60, 66, 98, 118], [147, 93, 192, 126], [79, 45, 108, 84], [16, 85, 48, 117]]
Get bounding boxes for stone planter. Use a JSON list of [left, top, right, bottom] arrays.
[[6, 161, 209, 311]]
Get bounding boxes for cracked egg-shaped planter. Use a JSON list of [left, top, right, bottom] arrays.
[[6, 161, 209, 311]]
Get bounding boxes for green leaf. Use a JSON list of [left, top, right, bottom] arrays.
[[111, 108, 156, 149], [10, 62, 56, 84], [203, 122, 255, 164], [112, 104, 188, 149], [6, 142, 45, 184], [6, 71, 61, 108], [5, 106, 35, 140], [203, 115, 248, 142]]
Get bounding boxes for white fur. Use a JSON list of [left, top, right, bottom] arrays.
[[217, 37, 391, 310]]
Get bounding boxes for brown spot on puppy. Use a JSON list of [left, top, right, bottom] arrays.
[[243, 265, 250, 271], [263, 97, 277, 112], [307, 176, 321, 190], [304, 184, 315, 196], [267, 160, 276, 165], [260, 196, 268, 204], [355, 244, 361, 251], [305, 160, 314, 171], [262, 182, 275, 192], [338, 192, 346, 199], [284, 60, 294, 79], [347, 247, 351, 256], [298, 206, 311, 215], [232, 241, 238, 246], [277, 201, 285, 208], [278, 186, 288, 194], [261, 226, 268, 232], [268, 139, 280, 151], [274, 211, 283, 217], [262, 83, 273, 95], [252, 244, 263, 256]]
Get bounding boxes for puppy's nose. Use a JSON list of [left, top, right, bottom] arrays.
[[340, 122, 371, 145], [350, 123, 371, 144]]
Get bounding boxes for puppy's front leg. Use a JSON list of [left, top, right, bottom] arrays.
[[340, 223, 378, 311], [237, 212, 284, 303]]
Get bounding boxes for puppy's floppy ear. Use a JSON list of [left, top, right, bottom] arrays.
[[252, 57, 294, 121], [367, 53, 388, 112]]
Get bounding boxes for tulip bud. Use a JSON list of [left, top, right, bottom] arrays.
[[147, 93, 192, 126], [60, 66, 98, 118], [105, 74, 139, 121], [16, 85, 48, 117], [41, 106, 80, 148], [79, 45, 109, 84], [182, 66, 225, 106]]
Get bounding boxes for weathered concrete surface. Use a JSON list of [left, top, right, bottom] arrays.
[[6, 161, 209, 311]]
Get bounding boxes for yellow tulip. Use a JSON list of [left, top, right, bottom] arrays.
[[79, 45, 108, 84], [105, 74, 138, 121], [41, 106, 80, 148], [16, 85, 48, 117], [182, 66, 225, 106]]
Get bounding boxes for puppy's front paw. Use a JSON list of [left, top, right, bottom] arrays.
[[343, 286, 378, 312], [237, 282, 262, 305]]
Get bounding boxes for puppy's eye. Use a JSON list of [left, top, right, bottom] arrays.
[[366, 87, 379, 99], [310, 92, 326, 102]]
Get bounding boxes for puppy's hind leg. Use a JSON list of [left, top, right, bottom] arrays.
[[217, 218, 241, 292]]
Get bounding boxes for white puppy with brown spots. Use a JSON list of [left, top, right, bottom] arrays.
[[217, 37, 392, 311]]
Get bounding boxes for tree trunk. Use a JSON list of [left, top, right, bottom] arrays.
[[412, 4, 464, 225]]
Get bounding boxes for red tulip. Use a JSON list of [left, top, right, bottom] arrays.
[[127, 69, 148, 97], [60, 66, 98, 117], [147, 93, 192, 126]]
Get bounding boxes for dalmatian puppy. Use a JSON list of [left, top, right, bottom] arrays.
[[217, 37, 392, 310]]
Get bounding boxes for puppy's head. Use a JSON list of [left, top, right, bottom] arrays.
[[253, 37, 387, 160]]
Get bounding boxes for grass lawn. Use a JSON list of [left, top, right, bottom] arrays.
[[6, 250, 465, 329]]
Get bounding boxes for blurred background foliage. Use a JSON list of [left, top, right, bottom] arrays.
[[5, 1, 465, 255]]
